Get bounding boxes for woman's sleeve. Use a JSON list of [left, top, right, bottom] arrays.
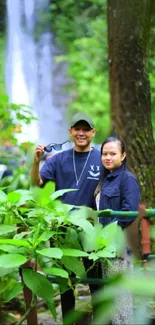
[[118, 174, 140, 229]]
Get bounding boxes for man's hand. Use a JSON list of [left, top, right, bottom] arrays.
[[31, 145, 45, 186], [34, 145, 45, 164]]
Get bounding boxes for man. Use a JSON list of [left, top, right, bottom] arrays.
[[31, 112, 102, 323]]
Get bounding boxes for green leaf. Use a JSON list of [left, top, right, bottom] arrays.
[[79, 231, 95, 252], [36, 231, 57, 245], [88, 252, 100, 261], [96, 249, 116, 258], [0, 239, 31, 248], [50, 188, 78, 201], [65, 228, 78, 242], [0, 225, 17, 235], [0, 267, 16, 277], [14, 189, 33, 206], [69, 214, 94, 235], [123, 274, 155, 296], [4, 283, 23, 302], [7, 192, 21, 204], [95, 222, 119, 251], [0, 254, 27, 268], [0, 190, 7, 203], [62, 256, 85, 277], [22, 268, 56, 319], [36, 248, 63, 259], [44, 267, 68, 278], [13, 231, 31, 240], [0, 244, 18, 253], [61, 248, 88, 257], [31, 182, 55, 206]]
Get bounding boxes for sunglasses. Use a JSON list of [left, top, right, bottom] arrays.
[[44, 140, 70, 153]]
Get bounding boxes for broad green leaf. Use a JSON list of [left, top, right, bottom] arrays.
[[14, 189, 33, 206], [4, 283, 23, 302], [94, 222, 119, 251], [62, 256, 85, 277], [0, 239, 31, 248], [100, 222, 118, 246], [123, 275, 155, 296], [47, 301, 57, 320], [7, 192, 21, 204], [0, 206, 7, 215], [88, 252, 100, 261], [0, 254, 27, 268], [69, 215, 94, 235], [96, 249, 116, 258], [50, 188, 78, 201], [0, 190, 7, 203], [0, 267, 16, 277], [65, 228, 78, 242], [63, 204, 77, 212], [31, 182, 55, 206], [0, 186, 8, 190], [61, 248, 88, 257], [44, 267, 68, 278], [79, 231, 95, 252], [0, 244, 26, 255], [36, 248, 63, 259], [0, 244, 18, 253], [22, 268, 56, 319], [36, 231, 57, 245], [14, 231, 31, 239], [65, 228, 82, 250], [0, 225, 17, 235]]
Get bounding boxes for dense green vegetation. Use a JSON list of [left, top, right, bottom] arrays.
[[0, 1, 155, 324], [50, 0, 110, 143], [0, 0, 154, 143], [50, 0, 155, 142], [1, 185, 155, 324], [0, 37, 6, 94], [149, 15, 155, 137]]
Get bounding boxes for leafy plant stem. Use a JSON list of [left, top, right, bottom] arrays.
[[16, 294, 37, 325], [14, 209, 29, 228]]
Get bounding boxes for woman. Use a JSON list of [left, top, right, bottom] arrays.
[[95, 136, 140, 325], [95, 136, 140, 226]]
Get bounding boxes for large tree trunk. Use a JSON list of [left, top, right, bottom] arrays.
[[108, 0, 155, 205]]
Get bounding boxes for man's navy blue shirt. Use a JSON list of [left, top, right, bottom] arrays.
[[40, 148, 101, 208], [98, 164, 140, 228]]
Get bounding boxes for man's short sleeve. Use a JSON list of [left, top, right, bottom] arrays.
[[40, 155, 57, 183]]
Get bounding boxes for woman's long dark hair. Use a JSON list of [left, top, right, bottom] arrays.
[[95, 137, 126, 196]]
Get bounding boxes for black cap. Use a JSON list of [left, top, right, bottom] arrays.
[[70, 112, 94, 129]]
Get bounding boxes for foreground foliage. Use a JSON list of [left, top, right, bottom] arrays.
[[0, 183, 155, 324]]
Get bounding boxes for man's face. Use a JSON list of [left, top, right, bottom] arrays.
[[69, 121, 95, 149]]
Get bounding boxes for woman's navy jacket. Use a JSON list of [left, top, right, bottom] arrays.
[[98, 164, 140, 229]]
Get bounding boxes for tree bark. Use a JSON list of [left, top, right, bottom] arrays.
[[107, 0, 155, 205]]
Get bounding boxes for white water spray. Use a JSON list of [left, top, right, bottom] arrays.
[[6, 0, 68, 145]]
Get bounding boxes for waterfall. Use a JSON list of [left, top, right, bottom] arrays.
[[6, 0, 69, 145]]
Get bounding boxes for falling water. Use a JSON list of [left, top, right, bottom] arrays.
[[6, 0, 68, 145]]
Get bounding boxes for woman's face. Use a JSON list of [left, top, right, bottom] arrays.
[[101, 141, 126, 172]]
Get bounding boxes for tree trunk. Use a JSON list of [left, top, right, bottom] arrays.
[[107, 0, 155, 205]]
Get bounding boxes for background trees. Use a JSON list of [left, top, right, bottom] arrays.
[[50, 0, 110, 143], [50, 0, 155, 204], [0, 0, 155, 202], [108, 0, 155, 204]]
